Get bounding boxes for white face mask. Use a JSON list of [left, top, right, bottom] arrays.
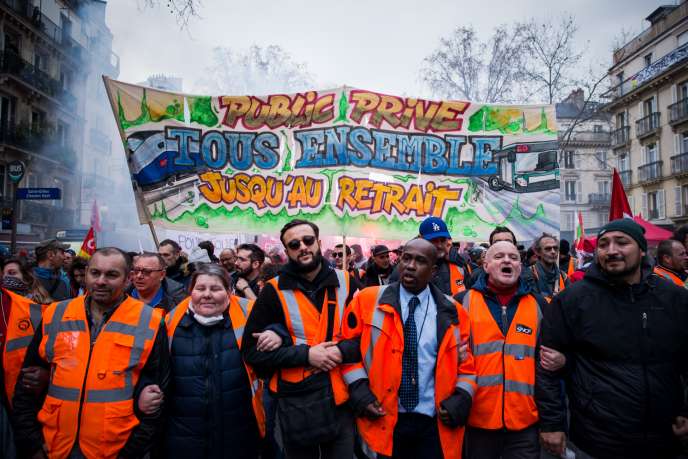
[[188, 301, 225, 326]]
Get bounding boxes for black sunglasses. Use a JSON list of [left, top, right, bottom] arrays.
[[287, 235, 317, 251], [332, 252, 345, 258]]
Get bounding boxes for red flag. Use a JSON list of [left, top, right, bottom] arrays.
[[609, 169, 633, 221], [574, 210, 586, 250], [79, 227, 96, 259], [90, 200, 102, 232]]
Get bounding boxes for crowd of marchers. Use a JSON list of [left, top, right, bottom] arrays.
[[0, 216, 688, 459]]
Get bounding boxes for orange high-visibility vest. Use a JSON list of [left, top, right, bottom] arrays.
[[448, 262, 467, 295], [1, 288, 44, 404], [653, 266, 685, 287], [462, 289, 540, 431], [530, 265, 566, 301], [567, 258, 575, 277], [165, 295, 266, 437], [340, 285, 477, 459], [37, 296, 163, 459], [267, 269, 350, 405]]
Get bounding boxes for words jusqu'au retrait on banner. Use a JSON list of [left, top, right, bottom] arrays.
[[103, 78, 560, 242]]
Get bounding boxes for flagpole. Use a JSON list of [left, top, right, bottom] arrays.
[[102, 76, 161, 249]]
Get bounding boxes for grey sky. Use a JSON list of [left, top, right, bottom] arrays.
[[107, 0, 668, 99]]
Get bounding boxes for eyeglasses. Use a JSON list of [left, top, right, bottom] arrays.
[[287, 235, 317, 251], [332, 252, 345, 258], [543, 247, 559, 252], [131, 268, 165, 277]]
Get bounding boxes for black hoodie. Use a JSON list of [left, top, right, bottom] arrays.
[[536, 258, 688, 459]]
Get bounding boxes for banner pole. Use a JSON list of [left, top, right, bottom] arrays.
[[342, 235, 347, 272], [102, 75, 161, 249]]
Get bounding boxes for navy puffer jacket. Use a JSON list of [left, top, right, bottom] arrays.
[[165, 311, 260, 459]]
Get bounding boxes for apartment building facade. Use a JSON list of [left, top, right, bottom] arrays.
[[557, 89, 613, 242], [606, 2, 688, 227], [0, 0, 119, 250]]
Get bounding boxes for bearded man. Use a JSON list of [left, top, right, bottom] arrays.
[[242, 219, 360, 459]]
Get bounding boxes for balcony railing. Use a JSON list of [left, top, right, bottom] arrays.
[[588, 193, 611, 208], [671, 152, 688, 175], [638, 161, 663, 183], [559, 130, 610, 145], [0, 50, 77, 107], [669, 98, 688, 125], [608, 42, 688, 99], [636, 112, 661, 138], [620, 170, 632, 188], [611, 126, 630, 148], [0, 123, 76, 166]]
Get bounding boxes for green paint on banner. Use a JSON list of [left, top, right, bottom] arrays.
[[117, 90, 218, 130], [280, 131, 293, 172], [334, 90, 350, 124], [468, 105, 555, 134]]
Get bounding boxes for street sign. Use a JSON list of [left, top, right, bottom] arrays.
[[1, 208, 12, 230], [8, 160, 26, 183], [16, 188, 62, 200]]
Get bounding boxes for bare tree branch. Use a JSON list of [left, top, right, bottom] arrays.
[[141, 0, 202, 28]]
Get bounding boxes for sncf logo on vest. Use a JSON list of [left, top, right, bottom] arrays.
[[515, 324, 532, 335]]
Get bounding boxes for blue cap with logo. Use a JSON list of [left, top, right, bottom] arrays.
[[419, 217, 451, 241]]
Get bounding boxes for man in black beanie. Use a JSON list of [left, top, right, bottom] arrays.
[[536, 218, 688, 459]]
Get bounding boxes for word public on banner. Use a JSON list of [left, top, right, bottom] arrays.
[[104, 78, 560, 241]]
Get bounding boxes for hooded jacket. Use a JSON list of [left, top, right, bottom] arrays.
[[536, 259, 688, 459]]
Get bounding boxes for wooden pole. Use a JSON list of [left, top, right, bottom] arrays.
[[102, 75, 161, 249], [342, 235, 347, 272]]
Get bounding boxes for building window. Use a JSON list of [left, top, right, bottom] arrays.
[[596, 151, 608, 168], [33, 50, 49, 73], [674, 185, 688, 217], [644, 143, 659, 164], [644, 53, 652, 67], [598, 213, 609, 227], [0, 95, 16, 136], [593, 124, 603, 132], [679, 31, 688, 47], [643, 96, 656, 115], [562, 212, 575, 231], [565, 180, 577, 202], [616, 111, 626, 127], [563, 151, 575, 169], [679, 81, 688, 101], [682, 132, 688, 154], [617, 72, 624, 86], [3, 30, 21, 55], [618, 154, 630, 171], [597, 180, 610, 195], [31, 110, 45, 134], [644, 190, 665, 220]]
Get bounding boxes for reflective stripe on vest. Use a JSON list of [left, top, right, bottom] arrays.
[[363, 285, 389, 373], [4, 302, 42, 352], [653, 266, 684, 287]]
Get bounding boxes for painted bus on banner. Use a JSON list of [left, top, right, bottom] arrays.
[[486, 140, 559, 193]]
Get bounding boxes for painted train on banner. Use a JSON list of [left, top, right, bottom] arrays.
[[104, 79, 559, 241]]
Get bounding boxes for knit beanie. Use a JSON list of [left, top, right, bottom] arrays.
[[597, 219, 647, 252]]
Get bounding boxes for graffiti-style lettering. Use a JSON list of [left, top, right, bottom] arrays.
[[219, 93, 335, 130], [336, 176, 464, 218], [349, 90, 470, 133], [293, 127, 500, 176], [197, 171, 325, 213], [167, 128, 279, 170]]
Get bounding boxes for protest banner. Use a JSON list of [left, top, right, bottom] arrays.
[[104, 78, 559, 242]]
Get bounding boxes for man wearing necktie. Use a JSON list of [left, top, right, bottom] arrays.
[[339, 238, 476, 459]]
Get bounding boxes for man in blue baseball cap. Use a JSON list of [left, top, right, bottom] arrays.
[[418, 216, 472, 295]]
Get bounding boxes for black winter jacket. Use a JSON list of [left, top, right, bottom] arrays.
[[165, 311, 259, 459], [536, 260, 688, 459]]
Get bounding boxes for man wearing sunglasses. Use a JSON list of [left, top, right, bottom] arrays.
[[523, 233, 569, 301], [129, 252, 187, 312], [331, 244, 364, 289], [243, 219, 360, 458]]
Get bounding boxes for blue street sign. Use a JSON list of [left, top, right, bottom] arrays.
[[16, 188, 62, 200]]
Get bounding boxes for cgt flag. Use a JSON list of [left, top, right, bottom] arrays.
[[574, 210, 586, 250], [609, 168, 633, 221], [79, 227, 96, 259]]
